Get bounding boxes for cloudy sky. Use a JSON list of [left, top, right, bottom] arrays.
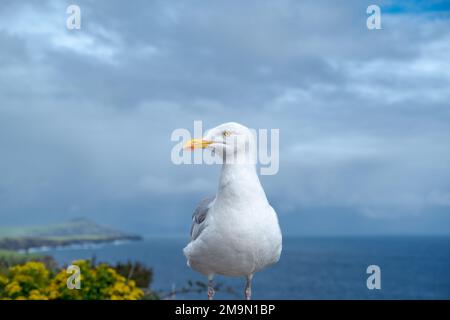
[[1, 0, 449, 236]]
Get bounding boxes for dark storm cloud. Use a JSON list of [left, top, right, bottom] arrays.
[[0, 0, 449, 235]]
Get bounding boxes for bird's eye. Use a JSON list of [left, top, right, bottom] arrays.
[[223, 131, 231, 137]]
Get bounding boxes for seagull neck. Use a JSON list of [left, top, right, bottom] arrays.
[[217, 163, 266, 200]]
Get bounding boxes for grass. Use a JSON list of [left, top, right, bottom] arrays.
[[0, 218, 126, 239], [0, 249, 43, 267], [0, 249, 42, 260], [0, 218, 141, 251]]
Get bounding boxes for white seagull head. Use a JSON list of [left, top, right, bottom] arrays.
[[184, 122, 256, 164]]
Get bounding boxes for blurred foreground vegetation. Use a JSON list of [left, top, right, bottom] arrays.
[[0, 249, 238, 300], [0, 254, 158, 300]]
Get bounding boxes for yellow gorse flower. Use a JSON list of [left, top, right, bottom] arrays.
[[0, 260, 144, 300]]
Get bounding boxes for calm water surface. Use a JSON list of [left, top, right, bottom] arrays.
[[44, 236, 450, 299]]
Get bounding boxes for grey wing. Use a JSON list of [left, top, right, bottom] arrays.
[[190, 196, 215, 241]]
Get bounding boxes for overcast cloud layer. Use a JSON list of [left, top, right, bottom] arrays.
[[1, 0, 449, 235]]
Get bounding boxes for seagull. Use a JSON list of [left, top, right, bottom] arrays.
[[183, 122, 282, 300]]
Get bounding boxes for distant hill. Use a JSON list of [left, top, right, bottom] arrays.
[[0, 218, 141, 251]]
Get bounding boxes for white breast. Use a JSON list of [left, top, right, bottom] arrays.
[[183, 163, 282, 277]]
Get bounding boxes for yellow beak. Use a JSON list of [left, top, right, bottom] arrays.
[[183, 138, 213, 150]]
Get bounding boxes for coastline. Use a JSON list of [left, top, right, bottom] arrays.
[[0, 235, 142, 252]]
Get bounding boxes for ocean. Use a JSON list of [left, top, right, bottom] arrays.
[[43, 236, 450, 300]]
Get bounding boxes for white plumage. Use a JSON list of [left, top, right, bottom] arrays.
[[183, 122, 282, 300]]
